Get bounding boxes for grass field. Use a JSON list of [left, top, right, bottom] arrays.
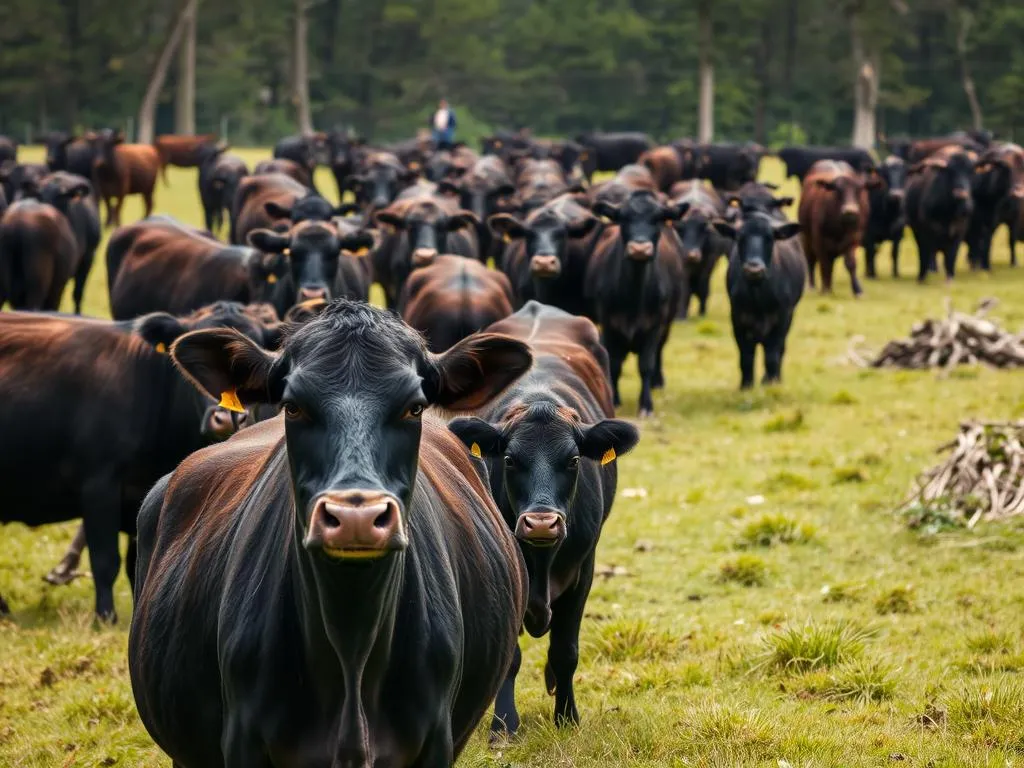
[[3, 148, 1024, 767]]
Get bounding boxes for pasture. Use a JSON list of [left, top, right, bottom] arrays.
[[4, 149, 1024, 767]]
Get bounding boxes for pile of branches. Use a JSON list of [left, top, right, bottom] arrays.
[[902, 421, 1024, 528], [849, 298, 1024, 371]]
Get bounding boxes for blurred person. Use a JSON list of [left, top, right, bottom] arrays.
[[431, 98, 457, 150]]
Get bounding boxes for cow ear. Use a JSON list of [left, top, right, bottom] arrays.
[[248, 229, 291, 253], [447, 417, 505, 457], [591, 200, 621, 222], [668, 201, 690, 220], [437, 180, 461, 196], [773, 196, 794, 209], [815, 179, 838, 191], [578, 419, 640, 463], [135, 312, 188, 351], [566, 216, 599, 239], [375, 209, 406, 230], [488, 213, 527, 239], [261, 322, 286, 351], [447, 210, 480, 231], [761, 181, 779, 190], [172, 328, 283, 407], [712, 220, 737, 239], [773, 222, 801, 240], [339, 229, 376, 255], [333, 202, 361, 217], [264, 201, 293, 220], [423, 333, 532, 412]]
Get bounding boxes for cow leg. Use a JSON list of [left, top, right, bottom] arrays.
[[44, 524, 87, 585], [490, 644, 522, 741], [763, 317, 792, 385], [545, 560, 593, 727], [0, 593, 8, 616], [820, 254, 836, 294], [1009, 224, 1018, 267], [677, 275, 693, 319], [637, 331, 658, 417], [203, 204, 215, 233], [111, 197, 123, 229], [72, 248, 95, 314], [804, 248, 816, 289], [864, 238, 878, 279], [415, 727, 454, 768], [142, 191, 154, 220], [891, 232, 903, 278], [732, 317, 756, 389], [603, 330, 627, 408], [81, 476, 121, 622], [125, 536, 138, 596], [943, 245, 958, 281], [697, 268, 712, 316], [917, 241, 934, 283], [223, 717, 273, 768], [844, 248, 862, 297]]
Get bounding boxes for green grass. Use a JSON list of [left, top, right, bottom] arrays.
[[5, 151, 1024, 765]]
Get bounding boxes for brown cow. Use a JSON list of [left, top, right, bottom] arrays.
[[90, 129, 160, 228], [514, 158, 574, 213], [639, 144, 697, 193], [107, 217, 286, 319], [252, 157, 314, 188], [399, 255, 514, 352], [230, 172, 309, 245], [153, 133, 219, 181], [0, 197, 82, 310], [798, 160, 875, 296]]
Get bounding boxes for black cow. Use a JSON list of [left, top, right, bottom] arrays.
[[671, 181, 730, 317], [0, 302, 277, 620], [0, 135, 16, 165], [449, 301, 639, 738], [36, 172, 101, 313], [44, 132, 98, 181], [347, 151, 418, 217], [714, 212, 805, 388], [197, 143, 249, 235], [326, 131, 367, 200], [905, 145, 976, 281], [129, 300, 531, 766], [966, 143, 1024, 271], [438, 155, 517, 260], [273, 132, 326, 191], [587, 190, 685, 415], [0, 162, 49, 204], [776, 146, 876, 182], [575, 132, 654, 182], [694, 142, 764, 191], [864, 157, 908, 278]]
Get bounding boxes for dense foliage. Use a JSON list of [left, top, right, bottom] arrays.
[[1, 0, 1022, 145]]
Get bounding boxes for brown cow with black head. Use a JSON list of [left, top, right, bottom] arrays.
[[89, 129, 160, 228]]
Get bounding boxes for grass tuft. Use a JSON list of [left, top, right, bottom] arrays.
[[735, 513, 816, 549], [822, 658, 899, 703], [718, 554, 768, 586], [756, 620, 877, 674], [832, 465, 869, 484], [761, 470, 818, 492], [947, 677, 1024, 733], [874, 586, 916, 615], [829, 389, 858, 405], [763, 409, 805, 433], [590, 619, 678, 662], [677, 702, 777, 756]]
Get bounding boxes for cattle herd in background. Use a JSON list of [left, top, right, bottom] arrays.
[[0, 123, 1023, 765]]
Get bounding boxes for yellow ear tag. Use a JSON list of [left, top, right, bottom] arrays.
[[503, 233, 511, 244], [470, 443, 482, 459], [410, 162, 420, 170], [267, 273, 278, 284], [354, 246, 369, 256], [219, 389, 245, 413], [600, 448, 616, 466], [729, 199, 740, 208], [155, 342, 167, 354], [495, 141, 503, 149], [283, 248, 291, 256]]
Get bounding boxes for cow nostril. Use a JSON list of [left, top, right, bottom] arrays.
[[373, 506, 393, 530]]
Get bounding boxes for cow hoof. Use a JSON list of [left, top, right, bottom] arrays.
[[637, 408, 654, 419], [44, 567, 84, 586]]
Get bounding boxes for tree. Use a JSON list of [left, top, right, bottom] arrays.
[[174, 0, 197, 134], [294, 0, 312, 134], [697, 0, 714, 142], [849, 2, 879, 149], [138, 0, 199, 143], [952, 2, 983, 130]]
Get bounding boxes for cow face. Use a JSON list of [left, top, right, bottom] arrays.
[[672, 203, 714, 265], [439, 177, 517, 227], [249, 221, 375, 303], [449, 404, 638, 550], [91, 129, 125, 171], [264, 194, 359, 226], [44, 132, 75, 171], [593, 191, 685, 263], [376, 201, 479, 268], [171, 301, 531, 562], [489, 209, 598, 279], [136, 301, 282, 441], [813, 173, 870, 225], [349, 159, 417, 210], [714, 214, 800, 282], [914, 151, 976, 219]]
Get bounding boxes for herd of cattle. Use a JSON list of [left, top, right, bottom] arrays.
[[0, 124, 1022, 765]]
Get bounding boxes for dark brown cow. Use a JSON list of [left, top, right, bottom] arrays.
[[0, 162, 49, 204], [0, 302, 280, 619], [153, 133, 219, 180], [399, 254, 514, 352], [907, 134, 985, 164], [372, 194, 480, 308], [347, 151, 418, 217], [587, 164, 658, 210], [129, 301, 530, 766], [639, 144, 698, 193], [0, 197, 82, 311], [798, 160, 875, 296], [514, 158, 574, 213], [89, 129, 160, 228], [437, 155, 517, 260], [671, 180, 731, 317], [448, 301, 638, 738], [332, 215, 376, 301], [587, 189, 685, 416], [252, 157, 314, 188], [107, 218, 286, 319], [230, 172, 309, 245]]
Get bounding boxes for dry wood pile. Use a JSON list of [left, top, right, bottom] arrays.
[[849, 298, 1024, 371], [901, 421, 1024, 528]]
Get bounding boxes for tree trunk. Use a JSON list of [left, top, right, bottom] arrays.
[[754, 16, 772, 145], [697, 0, 714, 143], [850, 10, 878, 150], [138, 0, 197, 144], [294, 0, 313, 134], [954, 6, 983, 131], [174, 2, 197, 134]]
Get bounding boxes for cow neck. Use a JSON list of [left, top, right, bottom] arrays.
[[291, 508, 405, 762], [135, 342, 207, 466]]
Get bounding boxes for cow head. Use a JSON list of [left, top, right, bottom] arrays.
[[264, 193, 359, 225], [347, 155, 417, 211], [91, 129, 125, 171], [812, 170, 872, 225], [973, 146, 1024, 203], [375, 199, 478, 268], [438, 175, 517, 226], [714, 213, 800, 282], [171, 301, 531, 562], [249, 220, 375, 304], [489, 207, 598, 279], [44, 132, 76, 171], [876, 157, 908, 210], [37, 172, 92, 214], [136, 301, 282, 441], [671, 201, 722, 265], [592, 190, 686, 263]]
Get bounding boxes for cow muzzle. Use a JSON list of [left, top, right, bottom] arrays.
[[626, 241, 655, 261], [202, 406, 249, 441], [305, 490, 407, 559], [515, 509, 565, 547], [840, 204, 860, 221], [953, 188, 971, 201], [743, 260, 766, 280], [299, 286, 329, 301], [530, 254, 560, 277], [412, 248, 437, 267], [685, 248, 703, 264]]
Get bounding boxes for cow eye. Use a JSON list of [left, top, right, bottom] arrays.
[[503, 455, 516, 469], [404, 403, 426, 420], [568, 455, 580, 469], [282, 401, 304, 420]]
